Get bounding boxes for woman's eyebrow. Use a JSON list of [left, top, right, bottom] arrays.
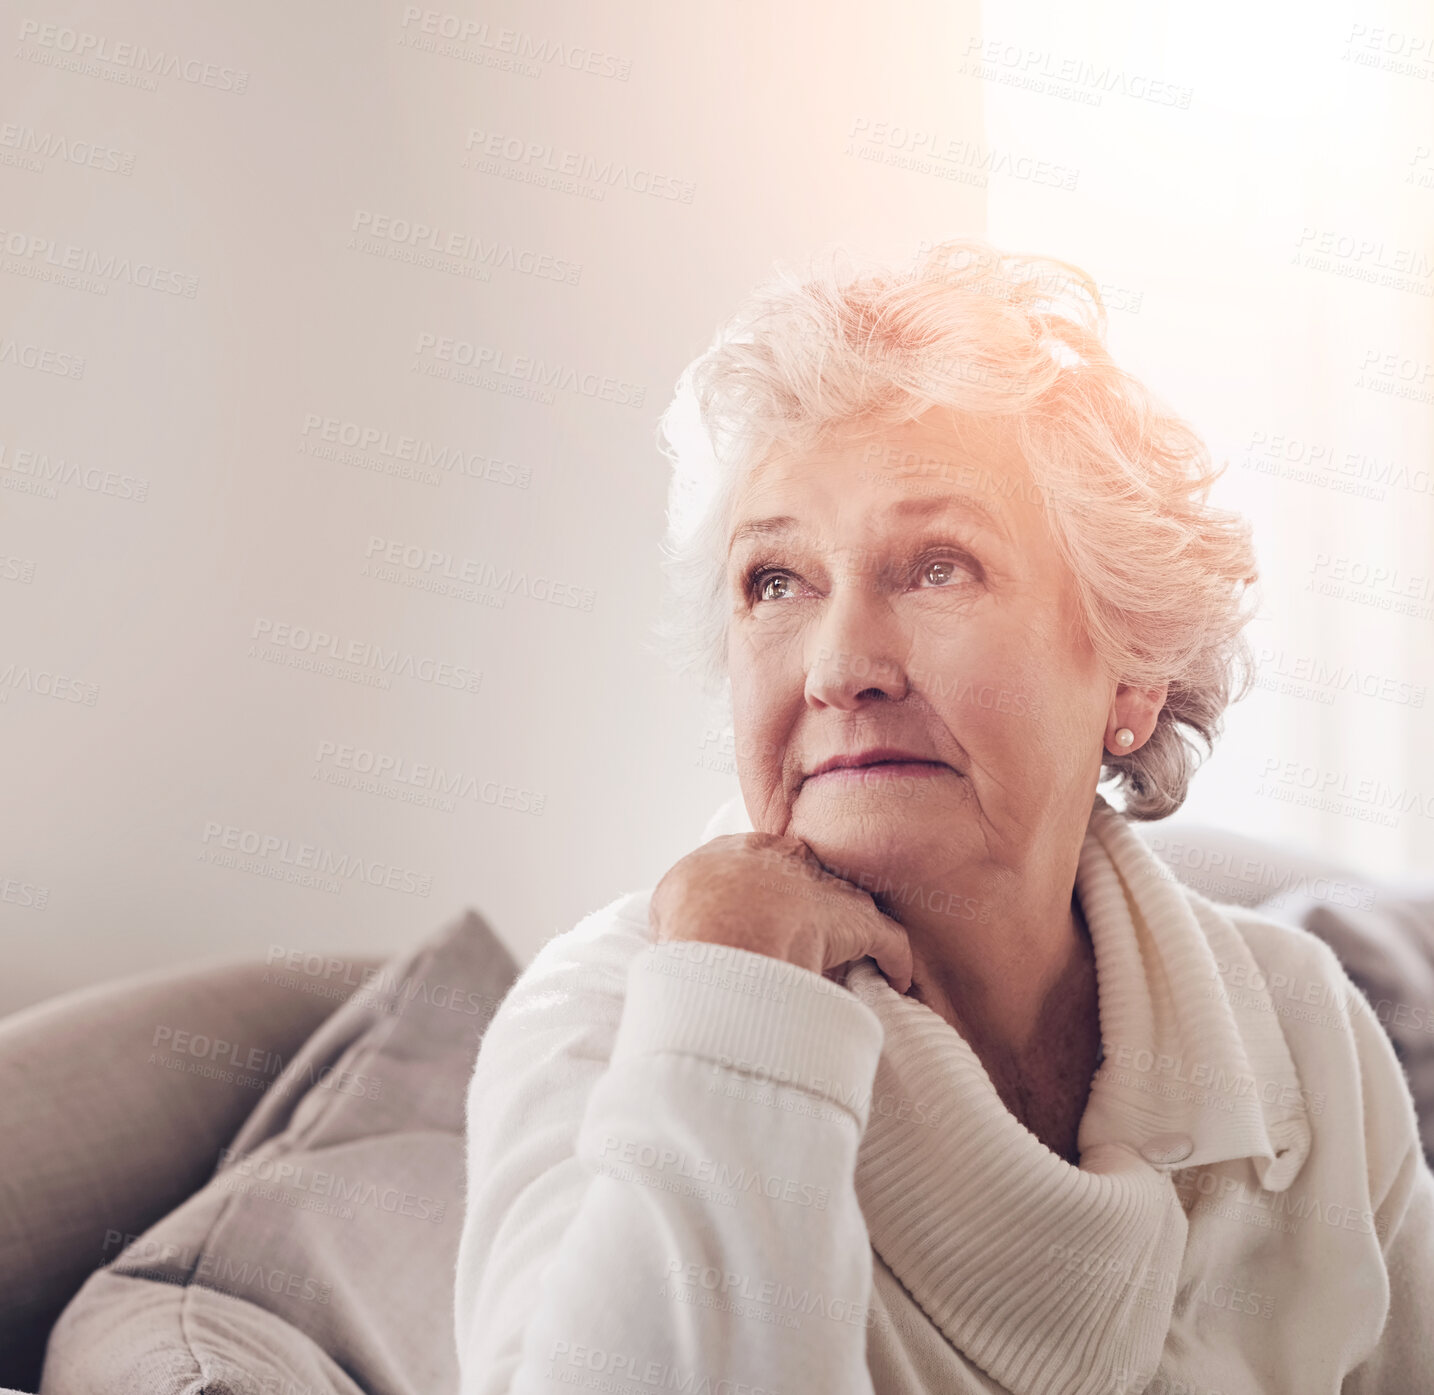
[[727, 492, 1008, 556], [727, 515, 799, 556], [885, 492, 1008, 541]]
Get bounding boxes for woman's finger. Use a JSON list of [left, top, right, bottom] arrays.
[[830, 900, 912, 995], [868, 914, 914, 995]]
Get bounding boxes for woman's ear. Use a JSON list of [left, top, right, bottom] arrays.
[[1104, 681, 1169, 755]]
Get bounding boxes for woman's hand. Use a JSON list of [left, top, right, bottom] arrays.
[[649, 832, 914, 993]]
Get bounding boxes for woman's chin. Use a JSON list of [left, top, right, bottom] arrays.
[[790, 806, 962, 889]]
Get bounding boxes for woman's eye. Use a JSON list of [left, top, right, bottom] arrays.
[[919, 556, 973, 587], [746, 552, 977, 602]]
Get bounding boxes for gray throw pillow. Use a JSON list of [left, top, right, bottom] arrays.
[[40, 908, 519, 1395], [0, 956, 368, 1393], [1263, 889, 1434, 1169]]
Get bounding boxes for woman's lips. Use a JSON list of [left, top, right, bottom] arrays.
[[806, 759, 951, 785]]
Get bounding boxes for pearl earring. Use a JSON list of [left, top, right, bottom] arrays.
[[1114, 727, 1135, 749]]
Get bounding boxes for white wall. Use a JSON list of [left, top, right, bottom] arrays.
[[974, 0, 1434, 879], [0, 0, 989, 1012]]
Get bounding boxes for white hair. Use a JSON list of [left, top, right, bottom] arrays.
[[651, 238, 1259, 819]]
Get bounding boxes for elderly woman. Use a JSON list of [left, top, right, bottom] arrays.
[[453, 241, 1434, 1394]]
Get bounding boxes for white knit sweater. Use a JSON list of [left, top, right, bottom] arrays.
[[454, 796, 1434, 1394]]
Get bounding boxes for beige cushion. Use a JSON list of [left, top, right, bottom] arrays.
[[0, 958, 362, 1392], [1273, 892, 1434, 1168], [41, 908, 518, 1395]]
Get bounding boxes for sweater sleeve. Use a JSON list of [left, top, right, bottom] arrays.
[[453, 893, 887, 1395], [1339, 969, 1434, 1393]]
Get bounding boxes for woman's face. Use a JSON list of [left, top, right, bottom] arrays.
[[725, 409, 1117, 892]]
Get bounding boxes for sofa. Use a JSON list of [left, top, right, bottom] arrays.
[[1, 814, 1431, 1394]]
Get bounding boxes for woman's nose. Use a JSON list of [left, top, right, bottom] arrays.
[[803, 579, 910, 709]]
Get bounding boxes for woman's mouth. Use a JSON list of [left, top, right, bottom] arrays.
[[805, 759, 952, 786]]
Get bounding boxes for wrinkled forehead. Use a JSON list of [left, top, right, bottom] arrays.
[[730, 410, 1045, 537]]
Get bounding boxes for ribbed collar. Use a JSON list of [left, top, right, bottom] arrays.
[[1071, 795, 1311, 1189], [835, 793, 1313, 1395]]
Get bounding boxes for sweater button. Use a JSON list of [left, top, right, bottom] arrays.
[[1139, 1132, 1194, 1165]]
